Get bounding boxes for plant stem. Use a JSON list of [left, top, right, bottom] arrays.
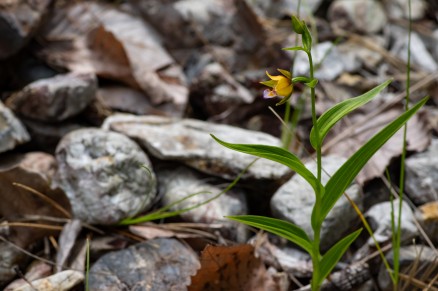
[[394, 0, 412, 288], [308, 50, 323, 291]]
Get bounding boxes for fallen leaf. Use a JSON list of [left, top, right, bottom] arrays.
[[35, 2, 188, 116], [189, 244, 282, 291]]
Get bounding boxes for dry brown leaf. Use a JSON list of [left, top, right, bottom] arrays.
[[419, 202, 438, 222], [327, 105, 430, 184], [189, 244, 282, 291], [0, 152, 71, 247], [35, 2, 188, 116]]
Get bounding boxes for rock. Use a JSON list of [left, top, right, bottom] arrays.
[[21, 119, 82, 152], [365, 199, 418, 245], [158, 166, 248, 242], [328, 0, 387, 34], [415, 201, 438, 245], [4, 261, 51, 290], [89, 238, 200, 290], [0, 0, 51, 59], [337, 37, 385, 71], [102, 114, 291, 182], [186, 54, 255, 119], [293, 42, 356, 81], [12, 270, 83, 291], [7, 72, 97, 122], [247, 0, 323, 19], [378, 245, 437, 291], [0, 242, 26, 287], [0, 152, 70, 247], [54, 128, 157, 224], [270, 155, 362, 251], [390, 26, 438, 73], [405, 138, 438, 204], [0, 101, 30, 153], [131, 0, 271, 71], [98, 86, 168, 116], [384, 0, 427, 20]]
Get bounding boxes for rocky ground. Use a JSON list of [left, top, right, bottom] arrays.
[[0, 0, 437, 290]]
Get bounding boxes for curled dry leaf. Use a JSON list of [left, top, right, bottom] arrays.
[[326, 104, 430, 184], [189, 244, 285, 291], [35, 2, 188, 116]]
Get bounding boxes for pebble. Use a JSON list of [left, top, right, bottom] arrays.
[[54, 128, 157, 224], [0, 101, 30, 153]]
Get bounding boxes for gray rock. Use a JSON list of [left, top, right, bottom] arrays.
[[391, 28, 438, 73], [384, 0, 427, 20], [405, 138, 438, 204], [270, 155, 362, 251], [0, 101, 30, 153], [328, 0, 387, 34], [0, 242, 26, 286], [158, 166, 248, 242], [378, 245, 437, 291], [12, 270, 84, 291], [293, 42, 356, 81], [365, 199, 418, 245], [102, 114, 291, 182], [8, 72, 97, 122], [89, 238, 200, 291], [247, 0, 322, 19], [0, 0, 51, 59], [54, 128, 156, 224]]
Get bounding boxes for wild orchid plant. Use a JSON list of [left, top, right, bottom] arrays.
[[211, 16, 428, 291]]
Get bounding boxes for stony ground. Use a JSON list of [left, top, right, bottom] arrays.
[[0, 0, 437, 290]]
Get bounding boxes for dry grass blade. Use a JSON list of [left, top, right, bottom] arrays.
[[13, 182, 71, 219], [3, 222, 64, 231], [398, 272, 438, 291]]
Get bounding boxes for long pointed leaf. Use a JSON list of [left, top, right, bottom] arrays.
[[211, 135, 323, 194], [227, 215, 313, 254], [318, 228, 362, 285], [317, 97, 428, 224], [310, 80, 392, 149]]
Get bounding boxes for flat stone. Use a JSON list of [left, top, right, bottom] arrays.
[[0, 0, 51, 59], [270, 155, 362, 251], [158, 166, 248, 242], [7, 72, 97, 122], [405, 138, 438, 204], [365, 199, 418, 245], [54, 128, 157, 224], [88, 238, 200, 290], [102, 114, 291, 182], [0, 101, 30, 153], [0, 242, 26, 287], [329, 0, 387, 34]]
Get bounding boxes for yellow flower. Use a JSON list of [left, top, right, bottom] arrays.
[[261, 69, 293, 99]]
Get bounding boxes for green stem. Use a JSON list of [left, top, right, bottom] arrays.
[[394, 0, 412, 288], [308, 50, 323, 291]]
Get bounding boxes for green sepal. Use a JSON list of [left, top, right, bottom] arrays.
[[260, 80, 277, 88], [277, 69, 292, 79], [291, 15, 305, 34]]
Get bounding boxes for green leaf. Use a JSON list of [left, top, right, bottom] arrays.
[[302, 24, 312, 51], [305, 78, 318, 88], [291, 15, 305, 34], [260, 80, 276, 88], [227, 215, 313, 254], [282, 46, 307, 52], [292, 76, 311, 83], [211, 135, 323, 195], [310, 80, 392, 149], [318, 228, 362, 285], [277, 69, 292, 79], [315, 97, 428, 225]]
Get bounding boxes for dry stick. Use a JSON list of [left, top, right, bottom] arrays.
[[13, 183, 71, 219], [321, 73, 438, 154], [2, 222, 64, 231], [398, 273, 438, 291], [17, 215, 104, 235]]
